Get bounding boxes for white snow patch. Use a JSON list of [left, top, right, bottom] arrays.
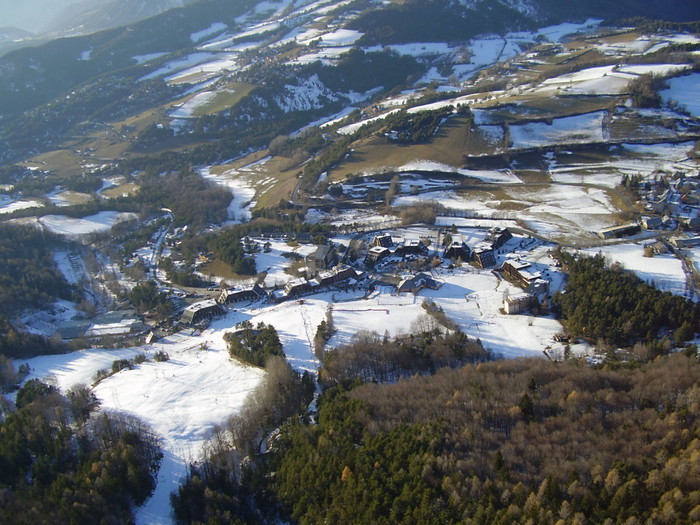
[[0, 195, 44, 214], [274, 74, 338, 112], [140, 52, 216, 81], [662, 73, 700, 117], [190, 22, 228, 43], [38, 211, 138, 237], [537, 19, 602, 43], [317, 28, 363, 46], [170, 91, 218, 119], [509, 111, 606, 149], [617, 63, 691, 77], [581, 243, 687, 296]]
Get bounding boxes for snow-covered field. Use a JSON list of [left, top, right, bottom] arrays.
[[581, 243, 688, 296], [548, 142, 697, 187], [38, 211, 138, 237], [395, 184, 619, 239], [23, 330, 264, 525], [140, 52, 216, 81], [662, 73, 700, 117], [509, 111, 606, 149], [0, 195, 43, 214], [534, 64, 690, 96]]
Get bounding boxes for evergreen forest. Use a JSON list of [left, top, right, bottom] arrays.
[[0, 381, 161, 524]]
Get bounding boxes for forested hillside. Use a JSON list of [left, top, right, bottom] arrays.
[[171, 328, 700, 524], [271, 353, 700, 524], [0, 381, 161, 524], [0, 225, 76, 359]]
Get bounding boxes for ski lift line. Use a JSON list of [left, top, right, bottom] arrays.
[[333, 308, 390, 314]]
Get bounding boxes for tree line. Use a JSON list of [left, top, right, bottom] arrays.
[[0, 224, 76, 359], [319, 329, 494, 385]]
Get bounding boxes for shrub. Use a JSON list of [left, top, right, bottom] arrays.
[[153, 350, 170, 362]]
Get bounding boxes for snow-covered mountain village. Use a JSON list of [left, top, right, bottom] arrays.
[[1, 0, 700, 523]]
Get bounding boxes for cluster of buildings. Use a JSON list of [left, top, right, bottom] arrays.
[[180, 263, 362, 326], [598, 171, 700, 242], [365, 233, 429, 266], [178, 226, 555, 326]]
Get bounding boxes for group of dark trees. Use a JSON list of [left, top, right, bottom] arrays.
[[136, 169, 232, 229], [0, 225, 76, 359], [0, 225, 77, 318], [159, 257, 205, 288], [208, 228, 257, 276], [127, 280, 169, 314], [319, 329, 494, 385], [384, 107, 458, 144], [553, 252, 700, 348], [627, 73, 669, 108], [0, 380, 161, 524], [0, 318, 68, 360], [225, 321, 284, 367]]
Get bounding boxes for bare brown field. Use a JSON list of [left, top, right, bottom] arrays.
[[517, 96, 615, 117], [26, 150, 83, 177], [52, 191, 94, 205], [102, 183, 140, 198], [200, 259, 247, 280], [514, 170, 551, 184], [327, 116, 472, 182], [208, 152, 301, 210], [191, 83, 254, 117]]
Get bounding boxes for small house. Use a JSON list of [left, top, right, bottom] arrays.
[[485, 227, 513, 250], [473, 246, 496, 268], [365, 246, 390, 266], [597, 223, 640, 240], [641, 216, 663, 230], [501, 259, 531, 282], [443, 241, 471, 261], [309, 245, 338, 270], [317, 265, 358, 287], [671, 235, 700, 248], [395, 239, 425, 256], [501, 259, 549, 292], [397, 273, 442, 293], [504, 293, 531, 314]]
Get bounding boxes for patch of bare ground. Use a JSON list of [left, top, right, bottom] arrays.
[[327, 116, 472, 182]]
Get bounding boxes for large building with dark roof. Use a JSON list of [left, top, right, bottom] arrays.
[[218, 284, 266, 305], [180, 300, 224, 325]]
